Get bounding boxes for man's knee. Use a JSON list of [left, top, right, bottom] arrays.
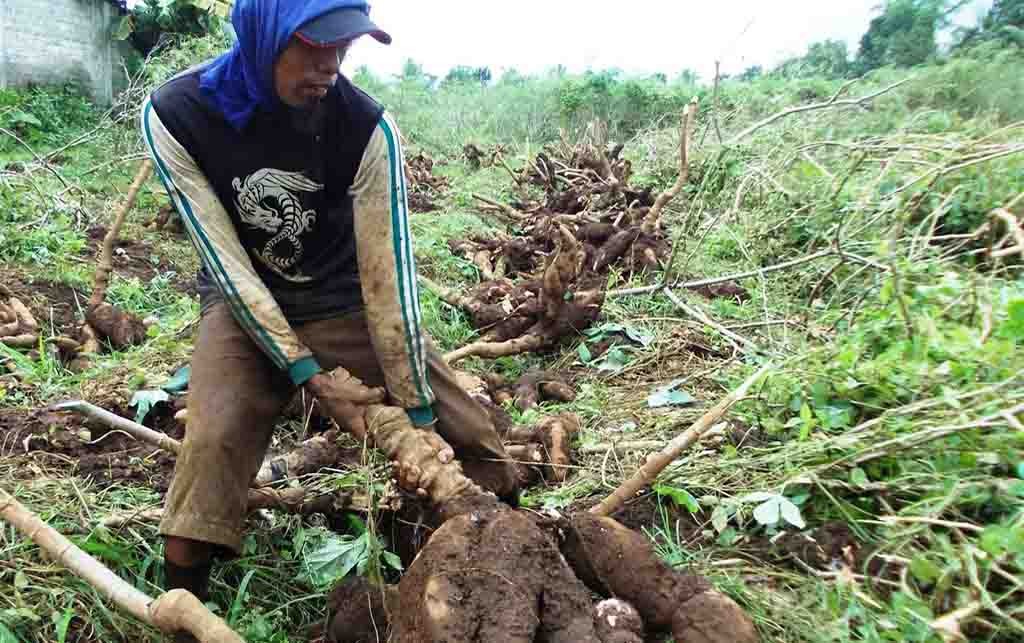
[[165, 535, 213, 567]]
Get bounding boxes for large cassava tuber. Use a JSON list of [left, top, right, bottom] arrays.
[[485, 370, 576, 410], [561, 512, 758, 643], [323, 404, 759, 643]]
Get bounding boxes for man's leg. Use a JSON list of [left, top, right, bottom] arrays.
[[296, 312, 519, 501], [160, 303, 293, 605]]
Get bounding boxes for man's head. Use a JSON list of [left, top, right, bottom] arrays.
[[274, 6, 391, 109]]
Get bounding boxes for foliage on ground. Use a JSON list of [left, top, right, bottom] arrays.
[[0, 27, 1021, 643]]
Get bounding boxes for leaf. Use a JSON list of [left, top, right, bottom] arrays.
[[1001, 300, 1024, 342], [382, 550, 403, 572], [13, 571, 28, 591], [161, 365, 190, 394], [647, 380, 696, 408], [53, 608, 74, 643], [8, 111, 41, 128], [0, 624, 18, 643], [716, 527, 739, 547], [596, 346, 632, 373], [849, 467, 869, 487], [129, 389, 169, 424], [752, 497, 781, 526], [739, 492, 776, 503], [654, 484, 700, 512], [585, 323, 653, 347], [303, 533, 371, 588], [799, 402, 815, 441], [228, 570, 256, 626], [577, 342, 592, 363], [113, 15, 134, 41], [711, 504, 732, 533], [778, 497, 805, 529], [909, 555, 941, 584]]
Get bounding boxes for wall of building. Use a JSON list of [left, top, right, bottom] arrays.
[[0, 0, 120, 103]]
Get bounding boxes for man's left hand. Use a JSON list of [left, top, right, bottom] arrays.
[[305, 367, 387, 438]]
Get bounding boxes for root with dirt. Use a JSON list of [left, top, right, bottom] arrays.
[[323, 386, 759, 642], [429, 100, 698, 365]]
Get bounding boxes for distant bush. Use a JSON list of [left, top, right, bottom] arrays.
[[0, 84, 99, 154]]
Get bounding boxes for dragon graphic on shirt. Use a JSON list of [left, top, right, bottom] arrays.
[[232, 169, 324, 283]]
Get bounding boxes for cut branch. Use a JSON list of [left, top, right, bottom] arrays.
[[663, 288, 762, 354], [472, 193, 527, 222], [608, 249, 835, 297], [0, 488, 243, 642], [642, 98, 698, 234], [49, 400, 181, 455], [90, 160, 153, 309], [726, 77, 911, 146], [590, 363, 773, 517]]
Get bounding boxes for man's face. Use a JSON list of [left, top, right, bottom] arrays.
[[274, 37, 352, 109]]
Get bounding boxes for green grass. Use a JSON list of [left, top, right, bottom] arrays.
[[0, 34, 1023, 643]]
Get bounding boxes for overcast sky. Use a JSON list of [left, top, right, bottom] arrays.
[[340, 0, 994, 82]]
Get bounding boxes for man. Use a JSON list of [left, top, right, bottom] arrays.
[[141, 0, 518, 632]]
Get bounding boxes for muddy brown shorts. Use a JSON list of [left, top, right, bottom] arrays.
[[159, 303, 516, 554]]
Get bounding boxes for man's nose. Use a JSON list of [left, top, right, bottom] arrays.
[[312, 47, 341, 74]]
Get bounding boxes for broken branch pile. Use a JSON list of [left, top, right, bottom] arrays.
[[405, 152, 449, 213], [430, 100, 699, 364]]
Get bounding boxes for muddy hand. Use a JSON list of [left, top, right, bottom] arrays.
[[390, 429, 455, 497], [304, 367, 386, 439]]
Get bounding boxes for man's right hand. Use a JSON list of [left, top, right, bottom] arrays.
[[304, 367, 387, 439]]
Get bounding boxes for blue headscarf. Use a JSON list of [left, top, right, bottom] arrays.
[[199, 0, 373, 131]]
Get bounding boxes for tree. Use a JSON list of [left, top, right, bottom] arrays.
[[855, 0, 965, 73], [676, 69, 700, 85], [772, 40, 850, 79], [956, 0, 1024, 48], [443, 66, 493, 86], [739, 65, 763, 82], [116, 0, 222, 55]]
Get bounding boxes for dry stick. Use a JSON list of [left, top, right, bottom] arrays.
[[0, 126, 70, 188], [90, 160, 154, 308], [579, 440, 666, 455], [444, 333, 545, 365], [664, 288, 761, 354], [0, 488, 244, 643], [989, 207, 1024, 259], [53, 400, 344, 492], [471, 193, 526, 223], [641, 98, 698, 234], [711, 62, 724, 145], [49, 400, 181, 455], [608, 249, 835, 298], [590, 362, 773, 516], [725, 77, 911, 146]]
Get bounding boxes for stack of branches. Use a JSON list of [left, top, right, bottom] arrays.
[[405, 152, 450, 213], [466, 104, 697, 279], [430, 99, 699, 364]]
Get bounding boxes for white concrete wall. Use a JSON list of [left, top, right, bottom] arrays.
[[0, 0, 119, 103]]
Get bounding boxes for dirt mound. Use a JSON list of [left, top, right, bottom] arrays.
[[1, 272, 84, 335], [84, 226, 194, 293], [405, 153, 449, 213], [0, 404, 178, 492]]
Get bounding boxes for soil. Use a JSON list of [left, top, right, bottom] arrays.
[[0, 402, 178, 492], [2, 270, 85, 335], [84, 226, 195, 294], [775, 521, 860, 571]]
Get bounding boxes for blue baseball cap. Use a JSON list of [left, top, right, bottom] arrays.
[[296, 6, 392, 47]]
